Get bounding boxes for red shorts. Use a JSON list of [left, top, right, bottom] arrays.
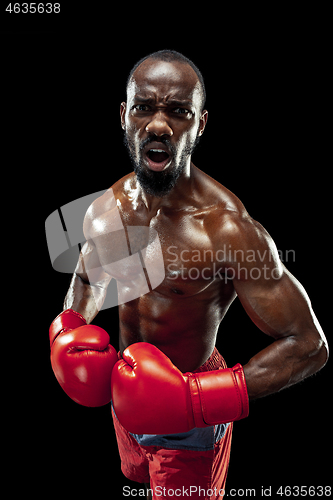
[[112, 348, 233, 500]]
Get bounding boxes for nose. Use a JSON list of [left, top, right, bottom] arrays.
[[145, 111, 173, 137]]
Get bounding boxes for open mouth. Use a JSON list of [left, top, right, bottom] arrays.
[[143, 143, 172, 171], [148, 149, 170, 163]]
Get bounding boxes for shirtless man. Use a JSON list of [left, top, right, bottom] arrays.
[[49, 50, 328, 499]]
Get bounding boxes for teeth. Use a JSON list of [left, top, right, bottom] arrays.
[[150, 149, 166, 153]]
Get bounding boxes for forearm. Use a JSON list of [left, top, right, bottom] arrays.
[[243, 334, 328, 400], [63, 273, 106, 324]]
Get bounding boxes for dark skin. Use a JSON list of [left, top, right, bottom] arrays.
[[64, 58, 328, 496]]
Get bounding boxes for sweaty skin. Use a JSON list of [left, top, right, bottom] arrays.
[[64, 58, 328, 401]]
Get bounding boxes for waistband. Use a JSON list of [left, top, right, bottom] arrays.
[[192, 347, 227, 373], [117, 345, 227, 372]]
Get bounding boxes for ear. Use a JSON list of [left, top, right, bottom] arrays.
[[120, 102, 127, 130], [198, 109, 208, 137]]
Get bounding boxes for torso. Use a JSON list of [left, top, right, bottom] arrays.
[[88, 165, 248, 372]]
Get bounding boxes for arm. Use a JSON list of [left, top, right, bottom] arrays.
[[63, 193, 113, 323], [49, 191, 120, 406], [50, 238, 115, 406], [227, 216, 328, 400], [64, 239, 111, 324]]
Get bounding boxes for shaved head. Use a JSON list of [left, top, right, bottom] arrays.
[[126, 50, 206, 112]]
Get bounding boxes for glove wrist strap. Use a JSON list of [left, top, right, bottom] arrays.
[[189, 364, 249, 427]]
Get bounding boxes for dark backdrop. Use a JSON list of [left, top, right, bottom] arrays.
[[4, 11, 330, 498]]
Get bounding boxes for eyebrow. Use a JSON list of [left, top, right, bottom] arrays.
[[134, 96, 193, 107]]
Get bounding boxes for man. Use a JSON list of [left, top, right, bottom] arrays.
[[49, 50, 328, 499]]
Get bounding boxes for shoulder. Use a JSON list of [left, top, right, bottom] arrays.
[[195, 168, 279, 265], [192, 165, 247, 215], [216, 209, 282, 274], [219, 211, 273, 253], [83, 173, 134, 239]]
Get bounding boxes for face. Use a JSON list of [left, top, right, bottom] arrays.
[[121, 59, 208, 197]]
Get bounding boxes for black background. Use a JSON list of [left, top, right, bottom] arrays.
[[3, 6, 331, 498]]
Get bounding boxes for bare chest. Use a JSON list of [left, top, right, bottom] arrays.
[[91, 205, 228, 299]]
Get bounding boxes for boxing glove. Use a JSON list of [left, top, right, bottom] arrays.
[[111, 342, 249, 434], [49, 309, 118, 407]]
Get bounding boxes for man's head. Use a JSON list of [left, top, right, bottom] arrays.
[[121, 50, 208, 197]]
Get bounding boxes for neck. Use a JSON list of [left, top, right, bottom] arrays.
[[137, 161, 194, 213]]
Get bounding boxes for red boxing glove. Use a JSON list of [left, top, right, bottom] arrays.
[[111, 342, 249, 434], [49, 309, 118, 407]]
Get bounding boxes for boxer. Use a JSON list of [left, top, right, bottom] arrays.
[[49, 50, 328, 499]]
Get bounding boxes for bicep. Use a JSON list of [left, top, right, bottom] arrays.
[[77, 197, 113, 286], [74, 239, 111, 286], [233, 264, 322, 342]]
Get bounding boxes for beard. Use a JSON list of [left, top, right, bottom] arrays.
[[123, 132, 200, 197]]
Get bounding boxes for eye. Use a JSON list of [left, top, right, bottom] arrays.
[[172, 108, 192, 115], [133, 104, 151, 112]]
